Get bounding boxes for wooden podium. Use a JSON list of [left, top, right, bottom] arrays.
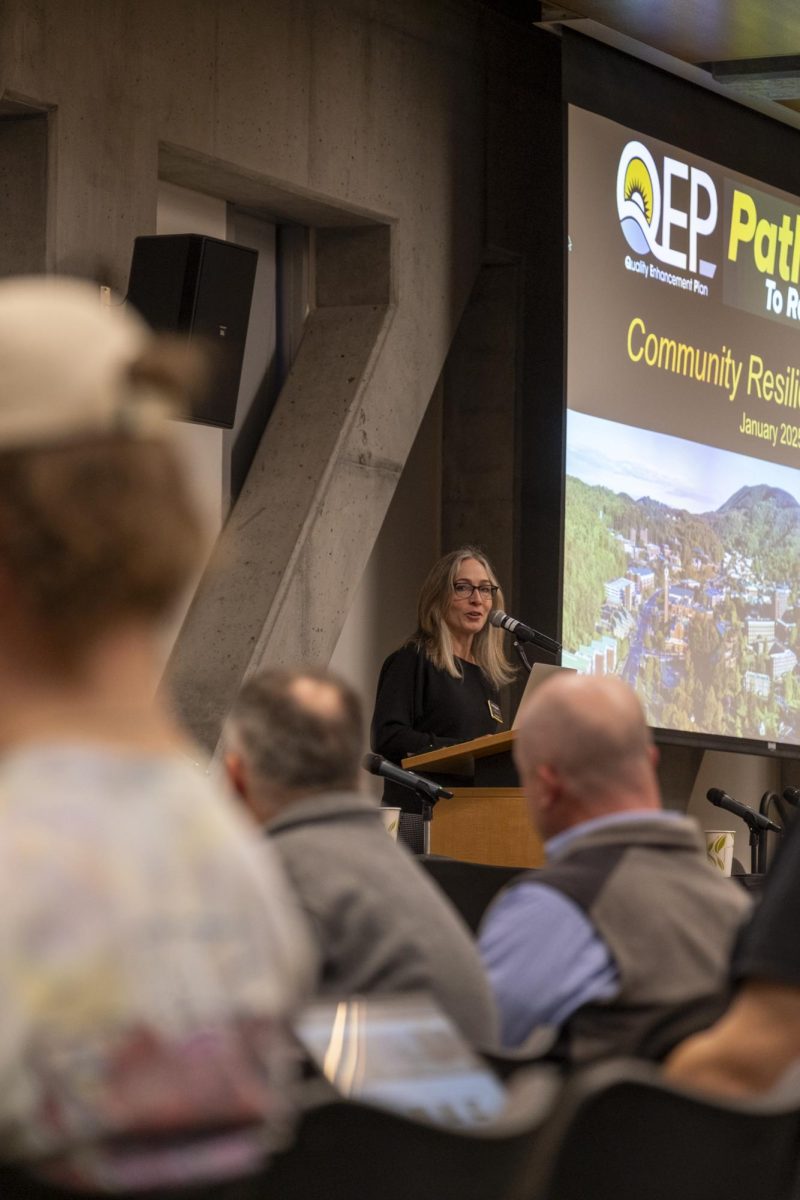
[[402, 731, 544, 869]]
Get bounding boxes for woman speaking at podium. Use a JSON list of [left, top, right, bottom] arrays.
[[370, 547, 514, 832]]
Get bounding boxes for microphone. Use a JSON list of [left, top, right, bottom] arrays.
[[707, 788, 781, 833], [362, 753, 454, 802], [489, 610, 561, 655], [783, 787, 800, 807]]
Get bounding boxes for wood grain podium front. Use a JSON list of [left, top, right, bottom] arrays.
[[402, 731, 544, 868]]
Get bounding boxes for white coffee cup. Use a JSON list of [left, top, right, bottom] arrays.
[[381, 807, 402, 841], [705, 829, 735, 877]]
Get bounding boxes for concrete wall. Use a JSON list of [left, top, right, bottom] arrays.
[[442, 262, 519, 597], [1, 0, 494, 755]]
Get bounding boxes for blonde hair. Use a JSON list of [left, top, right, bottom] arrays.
[[0, 437, 203, 665], [412, 546, 515, 688]]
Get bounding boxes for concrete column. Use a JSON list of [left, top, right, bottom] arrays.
[[441, 261, 520, 598]]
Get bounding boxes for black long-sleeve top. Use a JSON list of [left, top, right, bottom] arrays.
[[370, 643, 503, 811]]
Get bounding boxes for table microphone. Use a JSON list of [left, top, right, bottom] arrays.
[[362, 753, 453, 802], [489, 610, 561, 654], [707, 787, 781, 832]]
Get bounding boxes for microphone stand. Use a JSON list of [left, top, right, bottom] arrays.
[[418, 792, 436, 855], [513, 639, 533, 675], [707, 787, 781, 875], [747, 819, 762, 875], [757, 791, 780, 874]]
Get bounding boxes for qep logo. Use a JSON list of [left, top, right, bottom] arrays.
[[616, 140, 718, 279]]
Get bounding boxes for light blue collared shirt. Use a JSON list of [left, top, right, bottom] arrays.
[[478, 810, 682, 1048]]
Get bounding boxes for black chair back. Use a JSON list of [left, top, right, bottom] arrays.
[[523, 1058, 800, 1200], [417, 854, 527, 933], [0, 1166, 262, 1200], [263, 1068, 559, 1200], [480, 1027, 562, 1081]]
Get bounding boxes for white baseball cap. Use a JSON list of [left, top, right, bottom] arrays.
[[0, 275, 179, 449]]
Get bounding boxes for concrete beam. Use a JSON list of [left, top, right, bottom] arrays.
[[166, 221, 396, 750]]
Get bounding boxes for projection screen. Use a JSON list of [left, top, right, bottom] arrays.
[[564, 104, 800, 750]]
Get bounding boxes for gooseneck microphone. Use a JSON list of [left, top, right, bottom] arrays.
[[783, 786, 800, 807], [489, 610, 561, 655], [707, 788, 781, 833], [362, 753, 453, 802]]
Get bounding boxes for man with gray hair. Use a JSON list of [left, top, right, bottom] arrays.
[[478, 673, 750, 1063], [225, 667, 498, 1046]]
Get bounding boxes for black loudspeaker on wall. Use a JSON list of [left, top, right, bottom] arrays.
[[127, 234, 258, 429]]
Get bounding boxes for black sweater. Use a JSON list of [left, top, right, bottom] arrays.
[[370, 643, 503, 812]]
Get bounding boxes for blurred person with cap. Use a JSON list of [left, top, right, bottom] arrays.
[[0, 277, 314, 1192]]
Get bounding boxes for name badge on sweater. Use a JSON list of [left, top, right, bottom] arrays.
[[487, 699, 503, 724]]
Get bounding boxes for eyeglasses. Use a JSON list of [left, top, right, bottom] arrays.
[[453, 582, 499, 600]]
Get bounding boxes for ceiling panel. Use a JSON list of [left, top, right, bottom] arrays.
[[542, 1, 800, 65]]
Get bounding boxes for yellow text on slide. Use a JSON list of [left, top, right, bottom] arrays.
[[746, 355, 800, 408], [626, 317, 742, 401], [727, 189, 800, 283]]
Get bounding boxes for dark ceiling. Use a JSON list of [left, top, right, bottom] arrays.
[[519, 1, 800, 120], [540, 1, 800, 65]]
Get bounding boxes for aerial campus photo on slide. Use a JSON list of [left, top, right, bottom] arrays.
[[562, 410, 800, 746]]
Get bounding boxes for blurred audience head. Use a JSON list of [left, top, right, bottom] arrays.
[[513, 673, 660, 841], [0, 276, 205, 673], [225, 667, 364, 822]]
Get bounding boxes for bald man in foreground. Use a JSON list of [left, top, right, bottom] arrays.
[[478, 674, 750, 1063]]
